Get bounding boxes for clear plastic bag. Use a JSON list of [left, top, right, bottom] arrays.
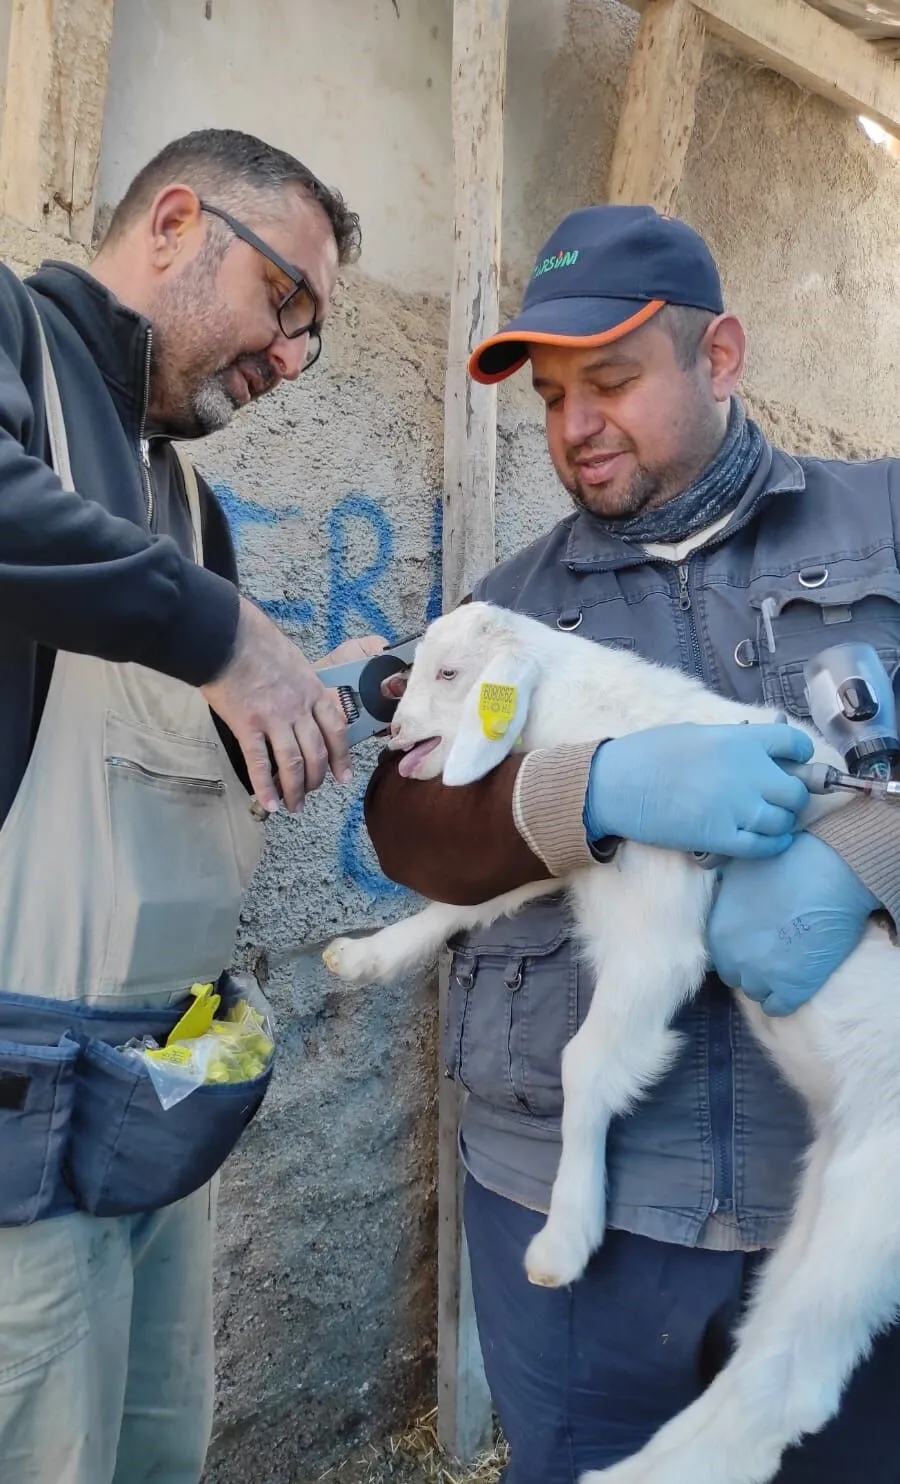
[[119, 996, 275, 1110]]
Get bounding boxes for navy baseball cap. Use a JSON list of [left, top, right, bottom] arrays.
[[470, 204, 724, 384]]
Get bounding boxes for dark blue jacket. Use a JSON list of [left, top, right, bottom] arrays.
[[0, 259, 244, 825]]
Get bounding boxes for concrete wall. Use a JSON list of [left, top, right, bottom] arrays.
[[100, 0, 454, 294], [0, 0, 895, 1479]]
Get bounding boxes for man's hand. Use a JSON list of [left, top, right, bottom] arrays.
[[708, 832, 880, 1016], [315, 635, 388, 669], [584, 722, 814, 861], [202, 598, 353, 814]]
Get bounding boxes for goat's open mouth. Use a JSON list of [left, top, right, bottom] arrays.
[[397, 737, 441, 777]]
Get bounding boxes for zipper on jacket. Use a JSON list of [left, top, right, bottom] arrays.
[[139, 439, 153, 527], [675, 563, 705, 676], [707, 986, 735, 1214], [672, 556, 735, 1219], [107, 756, 225, 793], [137, 329, 154, 527]]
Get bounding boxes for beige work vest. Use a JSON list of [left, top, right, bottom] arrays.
[[0, 306, 264, 1009]]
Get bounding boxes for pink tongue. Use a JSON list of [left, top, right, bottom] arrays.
[[398, 738, 440, 777]]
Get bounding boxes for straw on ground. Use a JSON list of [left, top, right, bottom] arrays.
[[316, 1409, 507, 1483]]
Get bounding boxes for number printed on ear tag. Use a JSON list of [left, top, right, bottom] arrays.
[[478, 682, 518, 739]]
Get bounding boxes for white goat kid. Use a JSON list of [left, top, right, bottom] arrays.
[[323, 601, 900, 1484]]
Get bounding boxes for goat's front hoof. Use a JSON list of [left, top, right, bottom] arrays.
[[322, 936, 380, 984], [525, 1220, 594, 1289]]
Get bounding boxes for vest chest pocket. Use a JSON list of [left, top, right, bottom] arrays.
[[101, 714, 245, 997], [444, 897, 578, 1118], [750, 574, 900, 720]]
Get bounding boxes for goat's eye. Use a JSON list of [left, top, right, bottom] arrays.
[[438, 667, 458, 681]]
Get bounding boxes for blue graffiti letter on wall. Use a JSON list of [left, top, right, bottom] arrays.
[[338, 788, 409, 901], [326, 494, 399, 649], [213, 478, 436, 900], [211, 481, 316, 626], [426, 494, 443, 624]]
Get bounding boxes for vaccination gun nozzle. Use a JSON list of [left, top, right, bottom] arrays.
[[693, 641, 900, 870], [780, 759, 900, 803]]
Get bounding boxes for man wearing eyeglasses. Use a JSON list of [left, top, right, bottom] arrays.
[[0, 129, 375, 1484]]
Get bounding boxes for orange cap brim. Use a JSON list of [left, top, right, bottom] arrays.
[[468, 299, 668, 385]]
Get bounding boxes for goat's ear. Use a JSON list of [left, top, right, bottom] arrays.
[[442, 646, 539, 786]]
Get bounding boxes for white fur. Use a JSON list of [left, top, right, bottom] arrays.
[[323, 601, 900, 1484]]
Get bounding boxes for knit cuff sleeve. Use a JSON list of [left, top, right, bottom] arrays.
[[807, 799, 900, 933], [512, 742, 598, 876]]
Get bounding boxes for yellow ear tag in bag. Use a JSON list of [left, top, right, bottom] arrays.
[[166, 982, 220, 1046], [478, 682, 518, 740], [146, 1043, 195, 1069]]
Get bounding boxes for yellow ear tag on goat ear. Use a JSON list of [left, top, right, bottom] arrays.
[[478, 682, 518, 740]]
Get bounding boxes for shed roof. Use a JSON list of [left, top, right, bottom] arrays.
[[812, 1, 900, 54]]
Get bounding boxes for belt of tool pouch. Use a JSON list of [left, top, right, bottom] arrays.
[[0, 973, 275, 1224]]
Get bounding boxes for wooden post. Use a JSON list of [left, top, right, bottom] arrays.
[[607, 0, 707, 212], [438, 0, 509, 1464], [436, 966, 493, 1464], [0, 0, 116, 246], [442, 0, 508, 607]]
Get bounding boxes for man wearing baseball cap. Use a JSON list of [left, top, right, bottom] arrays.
[[366, 206, 900, 1480]]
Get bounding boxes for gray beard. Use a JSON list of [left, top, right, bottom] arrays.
[[190, 374, 242, 435], [569, 464, 663, 522]]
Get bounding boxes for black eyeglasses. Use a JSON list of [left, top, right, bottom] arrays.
[[199, 201, 322, 370]]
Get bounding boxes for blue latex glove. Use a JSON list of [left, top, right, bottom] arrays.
[[708, 832, 879, 1016], [583, 722, 814, 860]]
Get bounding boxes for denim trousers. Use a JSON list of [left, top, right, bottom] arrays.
[[464, 1175, 900, 1484]]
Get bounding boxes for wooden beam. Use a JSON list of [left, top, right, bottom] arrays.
[[0, 0, 115, 245], [442, 0, 508, 608], [608, 0, 707, 211], [624, 0, 900, 140], [694, 0, 900, 137], [436, 970, 493, 1465], [438, 0, 508, 1463]]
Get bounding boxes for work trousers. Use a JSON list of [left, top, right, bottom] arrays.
[[0, 1181, 217, 1484], [464, 1175, 900, 1483]]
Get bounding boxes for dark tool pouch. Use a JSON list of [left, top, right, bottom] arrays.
[[0, 973, 274, 1225]]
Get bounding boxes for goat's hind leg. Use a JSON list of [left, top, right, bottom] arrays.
[[525, 864, 708, 1290], [583, 1122, 900, 1484]]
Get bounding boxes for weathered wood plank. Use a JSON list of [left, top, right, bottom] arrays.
[[0, 0, 115, 245], [696, 0, 900, 136], [442, 0, 509, 609], [438, 0, 509, 1463], [608, 0, 707, 212], [623, 0, 900, 140], [437, 967, 493, 1463]]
